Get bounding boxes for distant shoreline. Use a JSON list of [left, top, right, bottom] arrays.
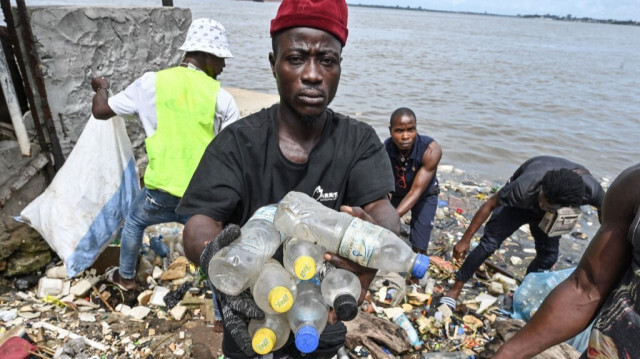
[[349, 3, 640, 26]]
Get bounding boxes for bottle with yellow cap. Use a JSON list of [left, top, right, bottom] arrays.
[[248, 313, 290, 355], [283, 237, 325, 281], [250, 259, 298, 314]]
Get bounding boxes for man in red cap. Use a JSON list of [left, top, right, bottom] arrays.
[[177, 0, 400, 357]]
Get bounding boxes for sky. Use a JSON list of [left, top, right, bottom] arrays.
[[348, 0, 640, 21]]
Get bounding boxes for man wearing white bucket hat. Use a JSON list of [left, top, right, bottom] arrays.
[[90, 18, 238, 313]]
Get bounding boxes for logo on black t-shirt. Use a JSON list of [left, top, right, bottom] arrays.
[[313, 185, 338, 202]]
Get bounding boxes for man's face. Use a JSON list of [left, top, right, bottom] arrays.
[[269, 27, 342, 123], [538, 190, 562, 212], [204, 54, 226, 79], [389, 114, 417, 152]]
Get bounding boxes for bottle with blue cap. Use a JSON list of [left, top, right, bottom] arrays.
[[287, 281, 329, 354], [283, 236, 326, 281], [251, 259, 298, 314], [320, 267, 360, 321], [274, 191, 430, 278], [208, 204, 284, 295], [248, 313, 290, 355]]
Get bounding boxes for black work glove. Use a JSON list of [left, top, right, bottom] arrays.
[[200, 224, 265, 357]]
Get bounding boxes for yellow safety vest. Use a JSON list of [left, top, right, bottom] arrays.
[[144, 66, 219, 197]]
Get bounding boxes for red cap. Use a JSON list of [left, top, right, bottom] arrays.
[[270, 0, 349, 46]]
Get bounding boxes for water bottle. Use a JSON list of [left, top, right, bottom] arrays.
[[320, 268, 360, 321], [248, 313, 291, 355], [208, 205, 283, 295], [150, 235, 170, 257], [421, 352, 469, 358], [283, 237, 325, 280], [287, 281, 329, 354], [274, 192, 430, 278], [420, 275, 436, 295], [393, 312, 423, 348], [251, 259, 297, 314]]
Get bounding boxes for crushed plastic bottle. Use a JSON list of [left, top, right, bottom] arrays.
[[287, 281, 329, 354], [393, 312, 423, 348], [283, 236, 325, 280], [208, 205, 283, 295], [274, 191, 430, 278], [320, 267, 360, 321], [250, 259, 297, 314], [248, 313, 290, 355]]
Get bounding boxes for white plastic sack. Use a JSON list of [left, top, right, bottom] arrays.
[[20, 116, 139, 277]]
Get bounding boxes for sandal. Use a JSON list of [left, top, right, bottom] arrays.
[[105, 267, 137, 291]]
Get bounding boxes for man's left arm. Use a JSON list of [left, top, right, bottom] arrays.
[[395, 141, 442, 217]]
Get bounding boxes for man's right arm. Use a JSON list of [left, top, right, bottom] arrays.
[[91, 77, 116, 119], [183, 214, 224, 266], [495, 165, 638, 358], [452, 193, 500, 261]]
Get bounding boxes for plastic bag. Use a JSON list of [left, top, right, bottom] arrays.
[[20, 116, 139, 277]]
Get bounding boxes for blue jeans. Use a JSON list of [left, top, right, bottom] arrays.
[[119, 187, 190, 278], [391, 193, 438, 251], [455, 206, 560, 283], [119, 187, 222, 320]]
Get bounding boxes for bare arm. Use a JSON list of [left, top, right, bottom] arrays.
[[395, 141, 442, 217], [495, 165, 639, 359], [90, 77, 116, 119], [452, 193, 500, 260], [183, 214, 224, 266]]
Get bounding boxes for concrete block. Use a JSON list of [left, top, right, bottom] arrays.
[[25, 6, 192, 157]]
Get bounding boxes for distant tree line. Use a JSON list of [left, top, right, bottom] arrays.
[[517, 14, 639, 26], [350, 3, 639, 26]]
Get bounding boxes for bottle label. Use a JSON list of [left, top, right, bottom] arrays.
[[251, 205, 277, 223], [338, 218, 383, 266]]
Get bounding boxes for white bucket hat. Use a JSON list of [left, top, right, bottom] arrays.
[[179, 18, 233, 58]]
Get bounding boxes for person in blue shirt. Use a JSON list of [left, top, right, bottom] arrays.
[[384, 107, 442, 254]]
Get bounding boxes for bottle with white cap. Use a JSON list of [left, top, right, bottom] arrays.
[[287, 281, 329, 354], [274, 191, 430, 279], [320, 267, 361, 321], [248, 313, 290, 355], [283, 236, 326, 281], [208, 204, 283, 295], [250, 259, 298, 314]]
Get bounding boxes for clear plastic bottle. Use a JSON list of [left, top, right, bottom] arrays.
[[283, 237, 326, 280], [208, 205, 284, 295], [287, 281, 329, 354], [274, 192, 430, 278], [421, 352, 469, 358], [248, 313, 291, 355], [320, 268, 360, 321], [393, 312, 423, 348], [251, 259, 297, 314]]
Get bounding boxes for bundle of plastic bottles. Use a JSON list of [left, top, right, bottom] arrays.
[[208, 191, 431, 355]]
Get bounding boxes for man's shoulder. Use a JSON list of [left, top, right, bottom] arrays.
[[226, 105, 276, 131], [329, 110, 377, 137]]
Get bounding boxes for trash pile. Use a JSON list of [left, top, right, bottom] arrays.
[[0, 223, 228, 358], [0, 166, 604, 358]]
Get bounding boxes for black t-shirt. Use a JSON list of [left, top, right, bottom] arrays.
[[177, 104, 394, 225], [498, 155, 605, 212]]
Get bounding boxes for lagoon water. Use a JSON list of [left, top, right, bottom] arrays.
[[17, 0, 640, 181]]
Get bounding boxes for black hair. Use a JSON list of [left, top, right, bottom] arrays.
[[272, 33, 281, 54], [389, 107, 416, 127], [541, 169, 585, 207]]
